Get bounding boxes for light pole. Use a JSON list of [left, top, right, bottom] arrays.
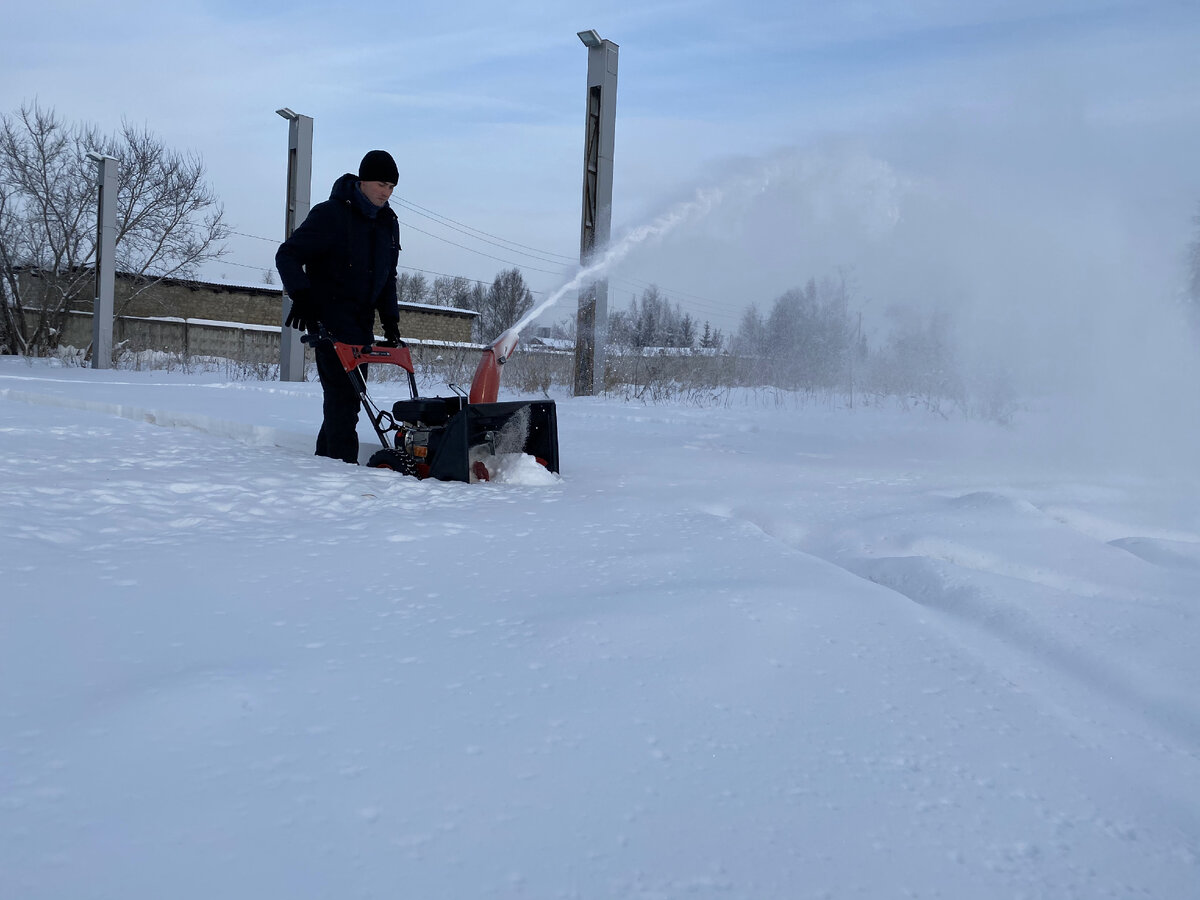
[[276, 107, 313, 382], [574, 29, 618, 396], [86, 151, 118, 369]]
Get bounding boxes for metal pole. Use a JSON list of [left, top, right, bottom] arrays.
[[574, 30, 618, 396], [87, 152, 118, 369], [276, 108, 313, 382]]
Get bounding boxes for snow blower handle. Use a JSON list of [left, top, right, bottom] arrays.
[[300, 327, 419, 429], [301, 326, 407, 362], [299, 325, 332, 350]]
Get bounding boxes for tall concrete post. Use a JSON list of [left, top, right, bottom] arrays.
[[574, 29, 618, 396], [87, 152, 118, 369], [276, 108, 313, 382]]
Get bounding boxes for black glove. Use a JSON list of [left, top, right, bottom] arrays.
[[380, 320, 401, 347], [285, 290, 317, 333]]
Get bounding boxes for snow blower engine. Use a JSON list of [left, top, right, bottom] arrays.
[[304, 330, 559, 482]]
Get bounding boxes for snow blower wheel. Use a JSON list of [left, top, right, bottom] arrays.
[[367, 448, 420, 477]]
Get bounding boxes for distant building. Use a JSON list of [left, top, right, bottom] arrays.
[[525, 335, 575, 353], [47, 271, 479, 359]]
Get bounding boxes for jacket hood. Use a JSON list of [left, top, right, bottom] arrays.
[[329, 172, 396, 220], [330, 172, 361, 202]]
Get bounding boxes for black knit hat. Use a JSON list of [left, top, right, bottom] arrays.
[[358, 150, 398, 184]]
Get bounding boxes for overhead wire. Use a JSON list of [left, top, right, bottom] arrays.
[[394, 194, 735, 319], [393, 196, 577, 267], [396, 220, 567, 278], [221, 196, 737, 324]]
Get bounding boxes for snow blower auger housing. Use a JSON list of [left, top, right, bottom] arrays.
[[305, 331, 559, 482]]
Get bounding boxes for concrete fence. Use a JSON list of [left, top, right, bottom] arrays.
[[60, 310, 484, 371]]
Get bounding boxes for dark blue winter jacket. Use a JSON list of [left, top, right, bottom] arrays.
[[275, 173, 400, 343]]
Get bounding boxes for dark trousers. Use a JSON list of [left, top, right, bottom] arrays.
[[313, 342, 364, 464]]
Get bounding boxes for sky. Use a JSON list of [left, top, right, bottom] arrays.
[[4, 1, 1200, 339], [4, 355, 1200, 898]]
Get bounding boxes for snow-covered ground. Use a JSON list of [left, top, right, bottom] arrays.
[[2, 356, 1198, 899]]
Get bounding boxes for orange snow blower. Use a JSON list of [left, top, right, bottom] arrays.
[[304, 329, 559, 482]]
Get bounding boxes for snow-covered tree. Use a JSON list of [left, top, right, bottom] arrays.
[[733, 275, 857, 390], [867, 306, 962, 405], [699, 321, 725, 351], [732, 303, 765, 358], [609, 284, 696, 350]]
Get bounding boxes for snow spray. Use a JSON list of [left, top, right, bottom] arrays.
[[499, 165, 779, 347], [468, 184, 736, 403]]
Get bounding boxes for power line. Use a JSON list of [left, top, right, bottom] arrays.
[[230, 220, 568, 288], [396, 217, 734, 319], [218, 246, 730, 325], [392, 195, 738, 317], [394, 196, 577, 266], [218, 258, 274, 272], [397, 264, 551, 299], [225, 197, 740, 323], [397, 220, 568, 278]]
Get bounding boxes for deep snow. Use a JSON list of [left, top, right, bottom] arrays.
[[2, 356, 1198, 899]]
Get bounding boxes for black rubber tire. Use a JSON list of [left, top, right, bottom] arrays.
[[367, 448, 420, 477]]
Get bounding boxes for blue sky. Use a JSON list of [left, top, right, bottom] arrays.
[[4, 0, 1200, 337]]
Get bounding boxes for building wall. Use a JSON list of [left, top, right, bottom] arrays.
[[114, 280, 284, 328], [58, 273, 477, 346], [395, 306, 475, 343], [61, 311, 481, 370]]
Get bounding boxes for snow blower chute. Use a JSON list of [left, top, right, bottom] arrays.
[[305, 330, 559, 482]]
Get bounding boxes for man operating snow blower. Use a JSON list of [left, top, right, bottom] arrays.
[[275, 149, 402, 464]]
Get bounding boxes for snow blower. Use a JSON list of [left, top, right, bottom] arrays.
[[303, 329, 559, 482]]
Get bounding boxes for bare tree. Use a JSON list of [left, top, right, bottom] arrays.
[[430, 274, 476, 308], [397, 271, 429, 305], [477, 267, 533, 341], [866, 305, 962, 410], [732, 303, 765, 359], [0, 101, 228, 355]]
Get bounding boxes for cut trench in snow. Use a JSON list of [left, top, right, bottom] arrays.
[[1109, 536, 1200, 572], [851, 554, 1200, 758], [0, 386, 310, 454], [699, 500, 1200, 764]]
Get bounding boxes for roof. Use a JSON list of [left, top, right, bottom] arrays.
[[123, 270, 478, 317], [19, 264, 478, 317]]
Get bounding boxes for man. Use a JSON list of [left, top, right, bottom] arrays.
[[276, 150, 403, 464]]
